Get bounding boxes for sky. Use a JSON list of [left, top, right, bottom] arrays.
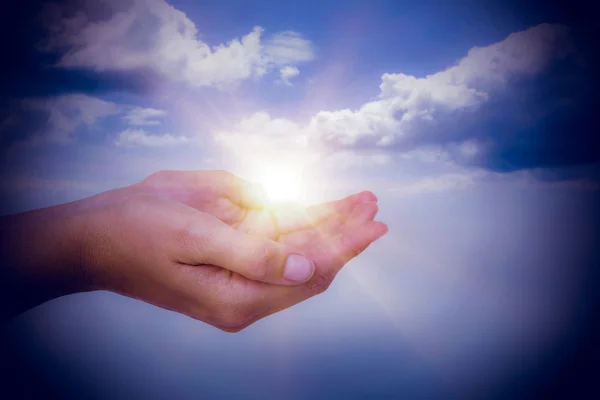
[[1, 0, 599, 399]]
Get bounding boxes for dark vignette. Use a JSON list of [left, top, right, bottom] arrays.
[[1, 0, 598, 399]]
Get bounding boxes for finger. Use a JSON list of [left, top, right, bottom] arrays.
[[342, 201, 379, 229], [316, 198, 377, 236], [223, 173, 267, 209], [270, 202, 312, 234], [335, 220, 388, 262], [271, 191, 375, 236], [237, 181, 267, 209], [311, 220, 389, 277], [249, 220, 388, 313], [306, 191, 377, 225], [288, 191, 377, 234], [177, 216, 316, 285], [235, 209, 278, 240], [218, 220, 388, 329]]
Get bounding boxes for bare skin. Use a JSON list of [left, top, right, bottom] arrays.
[[0, 170, 387, 331]]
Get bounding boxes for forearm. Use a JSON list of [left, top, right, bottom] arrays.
[[0, 203, 93, 320]]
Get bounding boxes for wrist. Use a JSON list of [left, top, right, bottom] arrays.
[[57, 206, 100, 294], [0, 202, 98, 318], [75, 204, 117, 293]]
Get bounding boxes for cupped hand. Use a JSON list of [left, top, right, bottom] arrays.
[[1, 169, 387, 325], [81, 191, 385, 331], [179, 193, 387, 331], [75, 170, 386, 332]]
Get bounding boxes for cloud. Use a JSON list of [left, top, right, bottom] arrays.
[[307, 23, 575, 151], [380, 167, 599, 196], [115, 128, 190, 147], [214, 112, 329, 182], [1, 94, 120, 145], [388, 172, 483, 195], [123, 107, 167, 126], [264, 31, 315, 65], [215, 112, 397, 187], [280, 66, 300, 86], [215, 112, 307, 154], [217, 23, 598, 178], [41, 0, 315, 88], [1, 95, 172, 147]]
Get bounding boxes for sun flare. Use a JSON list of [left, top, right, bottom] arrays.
[[234, 153, 326, 206], [257, 166, 304, 203]]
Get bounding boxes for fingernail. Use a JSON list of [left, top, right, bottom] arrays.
[[284, 254, 315, 282]]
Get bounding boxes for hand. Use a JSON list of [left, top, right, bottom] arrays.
[[174, 192, 387, 332], [81, 192, 386, 332], [1, 169, 387, 329], [138, 171, 388, 328]]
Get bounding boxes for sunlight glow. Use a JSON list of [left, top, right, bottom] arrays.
[[228, 148, 335, 207], [257, 166, 303, 202]]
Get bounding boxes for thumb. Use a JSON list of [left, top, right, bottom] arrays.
[[178, 215, 315, 285]]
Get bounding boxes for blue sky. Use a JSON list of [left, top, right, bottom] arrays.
[[1, 0, 599, 398]]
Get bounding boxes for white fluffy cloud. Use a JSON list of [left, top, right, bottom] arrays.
[[216, 23, 575, 167], [115, 128, 190, 147], [280, 66, 300, 86], [42, 0, 315, 88], [123, 107, 167, 126], [215, 112, 307, 155], [309, 23, 572, 151]]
